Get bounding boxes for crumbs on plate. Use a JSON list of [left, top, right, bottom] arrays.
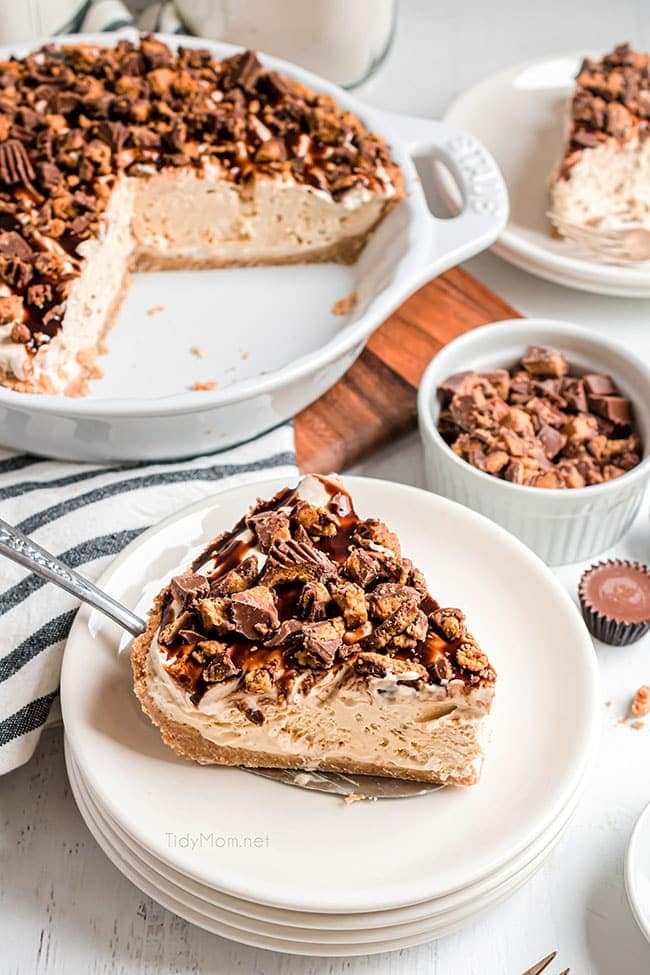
[[191, 381, 216, 391], [331, 291, 358, 316]]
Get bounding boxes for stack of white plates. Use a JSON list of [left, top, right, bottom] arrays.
[[61, 477, 599, 956]]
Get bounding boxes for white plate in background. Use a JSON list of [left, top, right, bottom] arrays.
[[60, 475, 599, 913], [445, 53, 650, 297], [626, 803, 650, 943]]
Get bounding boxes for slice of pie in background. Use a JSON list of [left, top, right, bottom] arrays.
[[549, 44, 650, 246]]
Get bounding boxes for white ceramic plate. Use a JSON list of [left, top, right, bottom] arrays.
[[626, 803, 650, 943], [60, 475, 599, 913], [0, 29, 507, 462], [444, 52, 650, 297], [66, 735, 587, 936], [65, 745, 571, 956]]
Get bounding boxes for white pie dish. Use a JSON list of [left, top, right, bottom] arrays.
[[418, 319, 650, 565], [444, 52, 650, 298], [60, 475, 599, 913], [0, 28, 507, 463]]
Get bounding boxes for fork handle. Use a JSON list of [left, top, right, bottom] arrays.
[[0, 517, 146, 637]]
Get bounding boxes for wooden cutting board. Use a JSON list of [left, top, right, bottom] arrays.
[[294, 267, 520, 473]]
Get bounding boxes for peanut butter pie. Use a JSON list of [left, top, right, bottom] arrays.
[[549, 44, 650, 241], [0, 37, 401, 395], [132, 476, 496, 786]]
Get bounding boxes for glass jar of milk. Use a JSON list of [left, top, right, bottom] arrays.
[[174, 0, 397, 88]]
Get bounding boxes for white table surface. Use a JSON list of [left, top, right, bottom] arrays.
[[2, 2, 650, 972]]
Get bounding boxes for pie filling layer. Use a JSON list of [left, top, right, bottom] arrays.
[[132, 475, 496, 786], [0, 37, 401, 395]]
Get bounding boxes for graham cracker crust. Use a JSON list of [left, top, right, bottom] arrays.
[[0, 270, 131, 397]]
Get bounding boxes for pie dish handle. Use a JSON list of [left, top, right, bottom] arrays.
[[380, 111, 509, 272]]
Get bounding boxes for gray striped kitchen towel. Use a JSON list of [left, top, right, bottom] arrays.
[[76, 0, 185, 35], [0, 425, 298, 774]]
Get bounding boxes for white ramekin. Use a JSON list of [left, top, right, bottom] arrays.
[[417, 319, 650, 565]]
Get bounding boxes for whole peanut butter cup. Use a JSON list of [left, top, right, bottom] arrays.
[[578, 560, 650, 645]]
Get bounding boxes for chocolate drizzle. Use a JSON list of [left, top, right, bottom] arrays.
[[158, 476, 495, 703]]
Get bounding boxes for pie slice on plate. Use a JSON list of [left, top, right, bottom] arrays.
[[132, 475, 496, 786], [549, 44, 650, 243]]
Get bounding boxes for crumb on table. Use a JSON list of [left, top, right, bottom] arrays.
[[631, 720, 645, 730], [344, 792, 374, 805], [631, 685, 650, 717], [147, 305, 165, 316], [191, 381, 216, 391], [191, 346, 204, 358], [331, 291, 358, 316]]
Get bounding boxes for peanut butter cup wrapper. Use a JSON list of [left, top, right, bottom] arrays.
[[578, 560, 650, 646]]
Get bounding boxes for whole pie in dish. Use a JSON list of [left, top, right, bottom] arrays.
[[549, 43, 650, 242], [132, 476, 496, 786], [0, 36, 402, 396]]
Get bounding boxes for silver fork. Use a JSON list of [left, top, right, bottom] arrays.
[[549, 212, 650, 264], [0, 516, 442, 801], [521, 951, 569, 975]]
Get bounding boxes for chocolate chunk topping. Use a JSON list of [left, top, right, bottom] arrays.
[[211, 555, 259, 595], [361, 594, 420, 652], [430, 607, 465, 642], [246, 510, 290, 551], [170, 573, 209, 607], [587, 394, 633, 425], [293, 617, 344, 669], [264, 619, 304, 648], [157, 477, 494, 698], [221, 50, 263, 93], [0, 36, 401, 349], [561, 45, 650, 177], [355, 652, 427, 681], [583, 373, 618, 396], [437, 347, 642, 489], [344, 547, 381, 587], [230, 586, 279, 640], [521, 346, 569, 378], [297, 581, 330, 621], [0, 139, 35, 185], [264, 538, 336, 579]]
